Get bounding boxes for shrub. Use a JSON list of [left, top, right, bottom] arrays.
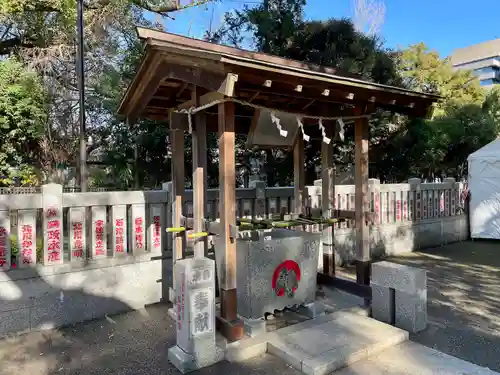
[[10, 234, 43, 265]]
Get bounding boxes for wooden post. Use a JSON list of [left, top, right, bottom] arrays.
[[217, 101, 244, 341], [192, 88, 208, 258], [355, 116, 370, 285], [293, 136, 305, 215], [321, 141, 335, 276], [169, 112, 186, 302]]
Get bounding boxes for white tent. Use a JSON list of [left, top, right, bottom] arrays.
[[468, 138, 500, 239]]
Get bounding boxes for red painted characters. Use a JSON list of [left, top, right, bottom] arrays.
[[272, 260, 301, 297], [46, 207, 62, 263], [21, 224, 34, 264], [72, 222, 84, 259], [0, 226, 8, 268], [95, 219, 105, 256], [177, 272, 185, 330], [134, 217, 144, 249], [115, 218, 125, 253], [152, 215, 161, 250]]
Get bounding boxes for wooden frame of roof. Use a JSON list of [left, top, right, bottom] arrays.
[[117, 27, 440, 346], [117, 27, 439, 131]]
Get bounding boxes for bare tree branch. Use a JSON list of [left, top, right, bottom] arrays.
[[131, 0, 215, 14], [353, 0, 386, 36]]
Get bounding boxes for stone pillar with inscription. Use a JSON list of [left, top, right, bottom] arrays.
[[168, 257, 223, 373], [0, 210, 11, 270], [42, 184, 64, 265]]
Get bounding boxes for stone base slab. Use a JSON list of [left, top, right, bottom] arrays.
[[168, 344, 225, 374], [267, 311, 408, 375], [334, 341, 500, 375], [168, 307, 177, 321], [225, 306, 372, 365]]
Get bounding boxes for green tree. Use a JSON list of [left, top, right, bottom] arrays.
[[0, 59, 48, 186], [209, 2, 403, 185], [0, 0, 217, 186], [370, 44, 493, 181]]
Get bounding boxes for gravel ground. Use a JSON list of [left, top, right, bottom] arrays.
[[340, 240, 500, 372], [0, 304, 303, 375], [1, 240, 499, 374]]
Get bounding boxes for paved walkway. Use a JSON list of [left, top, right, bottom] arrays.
[[340, 240, 500, 372], [0, 304, 303, 375], [1, 240, 500, 374]]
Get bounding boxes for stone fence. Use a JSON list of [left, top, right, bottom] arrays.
[[0, 179, 467, 336]]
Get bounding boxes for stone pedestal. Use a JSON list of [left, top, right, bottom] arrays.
[[371, 261, 427, 333], [221, 229, 320, 321], [168, 257, 224, 373]]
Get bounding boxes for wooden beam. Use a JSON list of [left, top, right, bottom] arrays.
[[217, 101, 244, 341], [169, 111, 186, 297], [163, 64, 238, 98], [321, 141, 335, 277], [127, 51, 164, 121], [233, 69, 420, 112], [174, 91, 225, 111], [293, 136, 305, 215], [243, 95, 361, 118], [176, 82, 189, 98], [220, 73, 239, 97], [354, 114, 370, 286], [192, 87, 208, 258]]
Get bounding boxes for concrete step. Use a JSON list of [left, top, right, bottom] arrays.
[[335, 341, 499, 375], [266, 311, 408, 375], [226, 308, 407, 375]]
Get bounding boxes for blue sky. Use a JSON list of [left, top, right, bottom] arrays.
[[156, 0, 500, 58]]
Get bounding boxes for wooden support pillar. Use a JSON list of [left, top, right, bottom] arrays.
[[321, 141, 335, 276], [192, 88, 208, 258], [293, 136, 305, 215], [169, 112, 186, 301], [216, 101, 244, 341], [354, 116, 370, 285], [134, 126, 140, 190]]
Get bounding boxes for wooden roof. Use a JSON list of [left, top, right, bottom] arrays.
[[118, 27, 440, 133]]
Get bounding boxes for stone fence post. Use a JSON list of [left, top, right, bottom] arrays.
[[0, 210, 11, 270], [249, 180, 266, 219], [369, 179, 380, 224], [408, 178, 421, 221], [42, 184, 64, 265], [443, 177, 459, 215]]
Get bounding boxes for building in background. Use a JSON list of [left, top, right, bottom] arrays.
[[451, 39, 500, 88]]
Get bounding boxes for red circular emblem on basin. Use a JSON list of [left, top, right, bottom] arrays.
[[272, 260, 301, 297]]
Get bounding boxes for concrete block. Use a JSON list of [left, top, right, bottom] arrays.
[[168, 344, 223, 374], [225, 335, 269, 362], [267, 337, 303, 372], [293, 301, 327, 319], [370, 283, 394, 325], [395, 289, 427, 333], [242, 317, 267, 337], [168, 307, 177, 321], [371, 261, 426, 294]]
